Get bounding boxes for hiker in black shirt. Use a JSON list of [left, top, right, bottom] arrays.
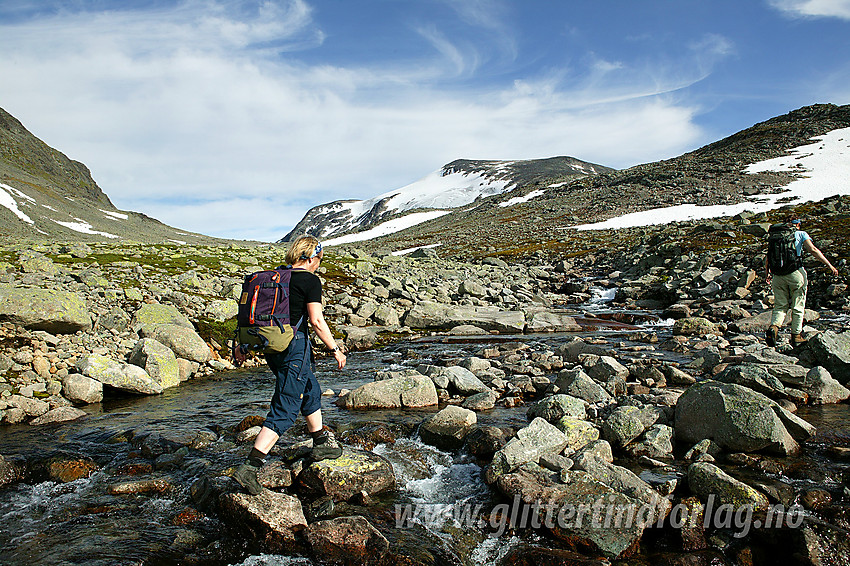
[[234, 236, 346, 495]]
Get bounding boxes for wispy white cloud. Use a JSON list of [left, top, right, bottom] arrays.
[[768, 0, 850, 19], [0, 0, 726, 241]]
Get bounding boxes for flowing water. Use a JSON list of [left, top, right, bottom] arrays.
[[1, 303, 848, 565]]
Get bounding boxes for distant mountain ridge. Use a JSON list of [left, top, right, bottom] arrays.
[[279, 156, 614, 242]]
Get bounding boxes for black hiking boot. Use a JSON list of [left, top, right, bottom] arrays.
[[233, 461, 263, 495], [311, 430, 343, 462], [765, 325, 779, 347]]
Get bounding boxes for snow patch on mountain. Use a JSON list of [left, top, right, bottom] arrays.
[[574, 126, 850, 230], [324, 210, 451, 246]]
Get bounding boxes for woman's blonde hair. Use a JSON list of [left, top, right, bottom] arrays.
[[285, 235, 321, 265]]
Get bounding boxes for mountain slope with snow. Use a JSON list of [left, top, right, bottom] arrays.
[[0, 106, 224, 244], [279, 156, 613, 242]]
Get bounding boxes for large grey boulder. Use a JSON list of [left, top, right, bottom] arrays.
[[527, 394, 587, 423], [419, 405, 477, 449], [339, 375, 437, 409], [129, 338, 181, 389], [626, 425, 674, 459], [675, 380, 814, 456], [417, 365, 491, 395], [140, 323, 211, 363], [555, 367, 612, 404], [0, 285, 92, 333], [404, 301, 526, 333], [495, 466, 651, 559], [62, 374, 104, 404], [802, 331, 850, 384], [772, 365, 850, 404], [76, 354, 164, 395], [602, 405, 660, 448], [524, 309, 582, 332], [486, 418, 568, 482], [580, 355, 629, 382], [574, 454, 671, 518], [687, 462, 769, 511], [555, 417, 600, 452], [6, 395, 49, 417], [714, 364, 786, 399]]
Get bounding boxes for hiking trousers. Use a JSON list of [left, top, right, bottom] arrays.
[[770, 267, 807, 334]]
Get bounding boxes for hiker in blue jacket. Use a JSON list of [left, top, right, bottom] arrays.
[[765, 218, 838, 347], [234, 235, 347, 495]]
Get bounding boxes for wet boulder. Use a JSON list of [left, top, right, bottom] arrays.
[[675, 380, 814, 456], [573, 455, 671, 519], [0, 454, 25, 489], [419, 405, 477, 450], [28, 406, 86, 426], [338, 374, 438, 409], [794, 367, 850, 404], [461, 389, 499, 411], [0, 285, 92, 333], [416, 365, 490, 395], [496, 466, 650, 559], [219, 490, 307, 549], [465, 426, 511, 460], [306, 516, 390, 565], [129, 338, 181, 389], [687, 462, 769, 511], [298, 447, 395, 502], [625, 425, 674, 459]]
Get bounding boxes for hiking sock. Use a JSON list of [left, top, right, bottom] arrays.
[[247, 447, 267, 467]]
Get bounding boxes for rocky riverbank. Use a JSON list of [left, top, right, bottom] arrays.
[[1, 194, 849, 564]]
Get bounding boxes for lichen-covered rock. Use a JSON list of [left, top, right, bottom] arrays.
[[6, 395, 49, 417], [527, 394, 587, 423], [555, 417, 600, 452], [0, 285, 92, 333], [298, 447, 396, 501], [129, 338, 181, 389], [555, 367, 611, 403], [674, 380, 811, 456], [140, 323, 211, 363], [672, 317, 716, 336], [76, 354, 163, 395], [602, 405, 658, 448], [131, 303, 193, 333], [687, 462, 769, 511]]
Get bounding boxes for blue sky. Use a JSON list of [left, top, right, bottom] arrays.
[[1, 0, 849, 242]]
